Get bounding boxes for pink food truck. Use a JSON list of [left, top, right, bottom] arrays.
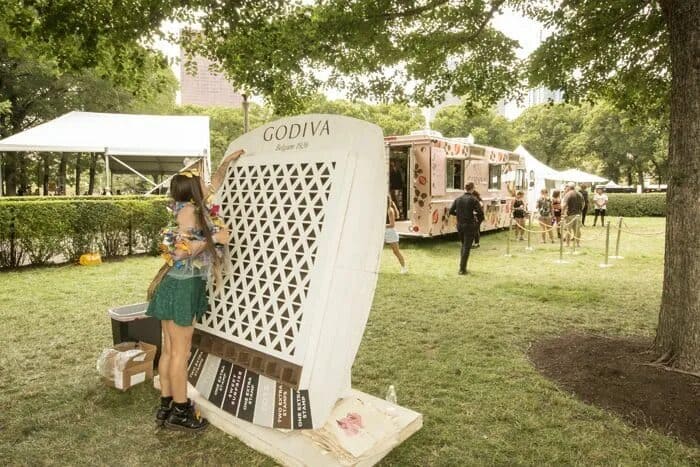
[[385, 131, 527, 237]]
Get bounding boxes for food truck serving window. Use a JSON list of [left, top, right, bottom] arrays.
[[446, 159, 463, 190], [488, 164, 502, 189]]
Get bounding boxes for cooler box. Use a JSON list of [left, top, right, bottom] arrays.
[[108, 302, 161, 366]]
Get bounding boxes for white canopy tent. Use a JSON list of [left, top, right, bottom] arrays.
[[514, 145, 567, 209], [559, 168, 608, 185], [0, 111, 211, 194]]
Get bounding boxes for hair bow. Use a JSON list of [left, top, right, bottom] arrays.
[[180, 168, 200, 178]]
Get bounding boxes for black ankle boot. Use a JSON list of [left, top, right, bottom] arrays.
[[165, 400, 209, 433], [155, 396, 173, 427]]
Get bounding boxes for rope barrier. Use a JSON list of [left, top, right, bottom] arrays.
[[512, 213, 579, 234], [618, 219, 666, 236], [502, 212, 663, 265]]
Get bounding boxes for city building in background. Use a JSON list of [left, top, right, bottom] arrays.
[[179, 49, 243, 107], [526, 87, 564, 107]]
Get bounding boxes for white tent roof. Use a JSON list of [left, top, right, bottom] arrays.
[[0, 111, 210, 174], [559, 168, 608, 183], [514, 145, 565, 180]]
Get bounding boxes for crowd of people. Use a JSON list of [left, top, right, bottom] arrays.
[[384, 182, 609, 275]]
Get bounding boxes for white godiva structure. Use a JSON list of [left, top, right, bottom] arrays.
[[187, 114, 392, 433]]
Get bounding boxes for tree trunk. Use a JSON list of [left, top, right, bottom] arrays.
[[58, 154, 67, 195], [42, 154, 50, 195], [17, 154, 29, 195], [4, 153, 17, 195], [637, 166, 645, 191], [88, 154, 97, 195], [654, 1, 700, 372], [75, 154, 82, 195]]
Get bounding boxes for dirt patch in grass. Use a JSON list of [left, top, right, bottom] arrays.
[[530, 333, 700, 446]]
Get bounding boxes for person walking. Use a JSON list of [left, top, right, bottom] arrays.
[[579, 184, 590, 226], [562, 182, 584, 247], [385, 195, 408, 274], [449, 182, 484, 275], [593, 186, 608, 226], [536, 189, 555, 243]]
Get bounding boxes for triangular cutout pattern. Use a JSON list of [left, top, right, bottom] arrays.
[[200, 161, 336, 358]]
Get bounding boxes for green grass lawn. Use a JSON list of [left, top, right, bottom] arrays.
[[1, 218, 698, 465]]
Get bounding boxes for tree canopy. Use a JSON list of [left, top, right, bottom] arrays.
[[525, 0, 669, 119], [187, 0, 521, 114], [432, 104, 516, 149]]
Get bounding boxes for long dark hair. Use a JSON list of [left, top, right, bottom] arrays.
[[148, 173, 222, 299], [169, 174, 220, 268]]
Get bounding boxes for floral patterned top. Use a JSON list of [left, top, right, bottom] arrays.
[[160, 201, 226, 280]]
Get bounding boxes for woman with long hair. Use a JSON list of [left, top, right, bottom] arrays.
[[146, 150, 243, 432]]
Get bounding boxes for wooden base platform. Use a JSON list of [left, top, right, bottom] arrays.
[[187, 382, 422, 466]]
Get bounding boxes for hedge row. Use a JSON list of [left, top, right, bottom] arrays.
[[1, 195, 163, 202], [0, 198, 170, 268], [589, 193, 666, 217]]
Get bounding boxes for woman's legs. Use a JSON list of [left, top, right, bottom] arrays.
[[165, 320, 195, 403], [600, 210, 606, 227], [390, 243, 406, 269], [539, 220, 548, 242], [163, 319, 208, 432], [516, 218, 525, 239], [158, 320, 173, 397]]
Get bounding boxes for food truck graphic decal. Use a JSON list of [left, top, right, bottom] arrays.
[[386, 131, 526, 237]]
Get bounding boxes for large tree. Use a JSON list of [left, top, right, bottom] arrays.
[[526, 0, 699, 373]]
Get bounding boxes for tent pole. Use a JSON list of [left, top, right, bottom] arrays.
[[109, 156, 158, 187], [104, 149, 112, 195], [146, 159, 202, 195]]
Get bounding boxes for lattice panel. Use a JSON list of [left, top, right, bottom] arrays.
[[199, 161, 336, 360]]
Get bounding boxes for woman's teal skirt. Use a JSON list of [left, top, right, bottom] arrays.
[[146, 275, 208, 327]]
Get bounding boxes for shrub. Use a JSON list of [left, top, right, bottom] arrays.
[[0, 197, 170, 268], [591, 193, 666, 217]]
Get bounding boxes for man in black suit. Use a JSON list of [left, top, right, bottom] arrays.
[[449, 182, 485, 275]]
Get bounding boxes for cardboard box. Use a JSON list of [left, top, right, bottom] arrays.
[[101, 341, 157, 391]]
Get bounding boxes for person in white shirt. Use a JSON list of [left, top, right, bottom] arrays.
[[593, 187, 608, 227]]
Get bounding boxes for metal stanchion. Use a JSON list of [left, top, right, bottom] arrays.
[[525, 212, 534, 251], [609, 216, 624, 259], [504, 218, 513, 257], [554, 220, 569, 264], [599, 222, 613, 268]]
